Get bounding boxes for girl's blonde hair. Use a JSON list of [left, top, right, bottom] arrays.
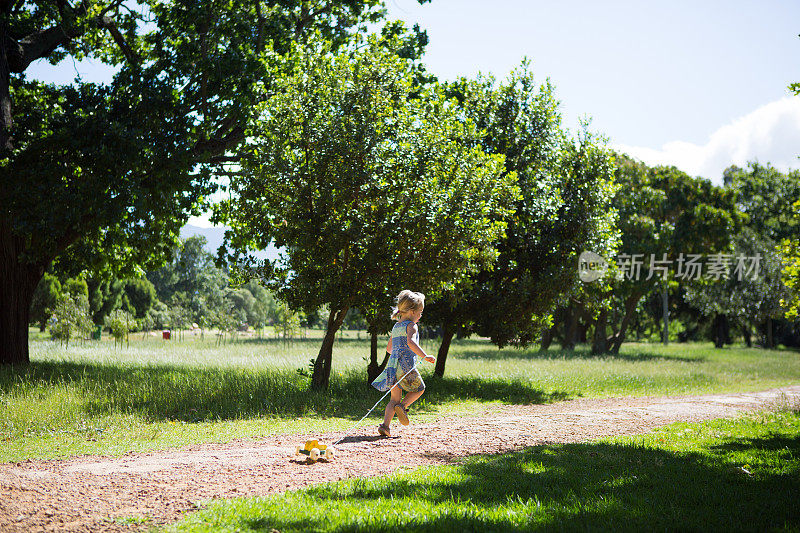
[[391, 290, 425, 320]]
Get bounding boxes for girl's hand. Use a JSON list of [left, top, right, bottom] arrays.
[[424, 355, 436, 363]]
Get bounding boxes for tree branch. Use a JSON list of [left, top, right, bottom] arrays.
[[8, 24, 79, 73], [8, 2, 138, 73], [211, 170, 246, 176], [192, 124, 245, 162], [255, 0, 265, 53], [55, 0, 68, 19], [97, 0, 125, 19], [207, 155, 243, 164], [97, 15, 140, 67], [295, 1, 335, 36]]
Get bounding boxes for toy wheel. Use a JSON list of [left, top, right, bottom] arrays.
[[309, 448, 320, 462], [324, 447, 336, 460]]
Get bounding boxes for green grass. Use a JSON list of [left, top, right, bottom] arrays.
[[167, 408, 800, 532], [1, 330, 799, 462]]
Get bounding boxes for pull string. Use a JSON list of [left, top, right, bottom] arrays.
[[332, 361, 424, 446]]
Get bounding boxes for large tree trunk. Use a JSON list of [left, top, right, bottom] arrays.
[[1, 218, 44, 365], [766, 317, 774, 349], [609, 289, 643, 355], [577, 319, 588, 344], [712, 313, 731, 348], [310, 305, 349, 391], [591, 308, 608, 354], [561, 304, 577, 350], [0, 23, 13, 152], [724, 315, 732, 345], [433, 322, 455, 378], [539, 323, 555, 352], [366, 326, 389, 384], [741, 323, 751, 348], [577, 304, 591, 345]]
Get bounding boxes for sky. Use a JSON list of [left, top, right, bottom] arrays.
[[28, 0, 800, 228], [384, 0, 800, 184]]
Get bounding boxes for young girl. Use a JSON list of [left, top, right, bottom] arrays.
[[371, 290, 436, 437]]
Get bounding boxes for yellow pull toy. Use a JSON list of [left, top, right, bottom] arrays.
[[295, 439, 336, 463]]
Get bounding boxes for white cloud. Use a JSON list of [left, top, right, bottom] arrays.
[[614, 96, 800, 184]]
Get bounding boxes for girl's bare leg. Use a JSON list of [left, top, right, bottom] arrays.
[[383, 387, 403, 428], [401, 390, 424, 409]]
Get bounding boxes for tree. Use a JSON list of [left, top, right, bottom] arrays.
[[120, 278, 157, 319], [30, 273, 61, 332], [212, 301, 237, 345], [145, 300, 170, 331], [105, 309, 134, 349], [147, 235, 226, 323], [724, 162, 800, 346], [684, 228, 787, 348], [723, 163, 800, 244], [273, 301, 302, 345], [86, 277, 123, 324], [218, 37, 516, 390], [148, 236, 220, 300], [780, 201, 800, 321], [242, 279, 277, 330], [0, 0, 390, 365], [477, 125, 618, 346], [167, 302, 190, 341], [781, 76, 800, 324], [425, 67, 618, 375], [226, 287, 259, 328], [50, 292, 92, 348], [63, 277, 89, 300], [586, 156, 742, 354]]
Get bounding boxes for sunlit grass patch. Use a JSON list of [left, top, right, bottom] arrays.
[[2, 334, 799, 462]]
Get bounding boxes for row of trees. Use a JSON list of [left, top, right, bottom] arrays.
[[214, 38, 800, 386], [29, 235, 301, 341], [539, 159, 798, 356], [1, 0, 403, 364], [31, 274, 156, 331], [3, 1, 799, 398], [214, 35, 617, 389]]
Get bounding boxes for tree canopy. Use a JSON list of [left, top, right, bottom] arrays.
[[780, 201, 800, 321], [217, 37, 517, 389], [421, 66, 618, 375], [0, 0, 392, 365]]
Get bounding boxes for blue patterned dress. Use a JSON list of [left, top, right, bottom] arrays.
[[371, 319, 426, 393]]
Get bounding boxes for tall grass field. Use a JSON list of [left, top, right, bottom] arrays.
[[1, 329, 799, 462]]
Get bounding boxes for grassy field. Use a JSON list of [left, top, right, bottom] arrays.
[[1, 329, 799, 462], [167, 408, 800, 532]]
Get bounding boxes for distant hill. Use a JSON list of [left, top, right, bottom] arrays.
[[180, 224, 280, 261]]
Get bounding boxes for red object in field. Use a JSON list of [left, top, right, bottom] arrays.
[[162, 330, 171, 340]]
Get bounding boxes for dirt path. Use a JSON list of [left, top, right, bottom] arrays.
[[2, 385, 799, 532]]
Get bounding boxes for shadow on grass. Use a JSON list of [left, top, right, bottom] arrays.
[[0, 361, 569, 423], [245, 435, 800, 532], [456, 346, 705, 363], [709, 435, 800, 454]]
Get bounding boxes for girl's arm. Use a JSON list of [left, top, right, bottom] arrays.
[[406, 322, 435, 363]]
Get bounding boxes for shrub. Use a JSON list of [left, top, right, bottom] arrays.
[[105, 309, 135, 348], [50, 294, 92, 347]]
